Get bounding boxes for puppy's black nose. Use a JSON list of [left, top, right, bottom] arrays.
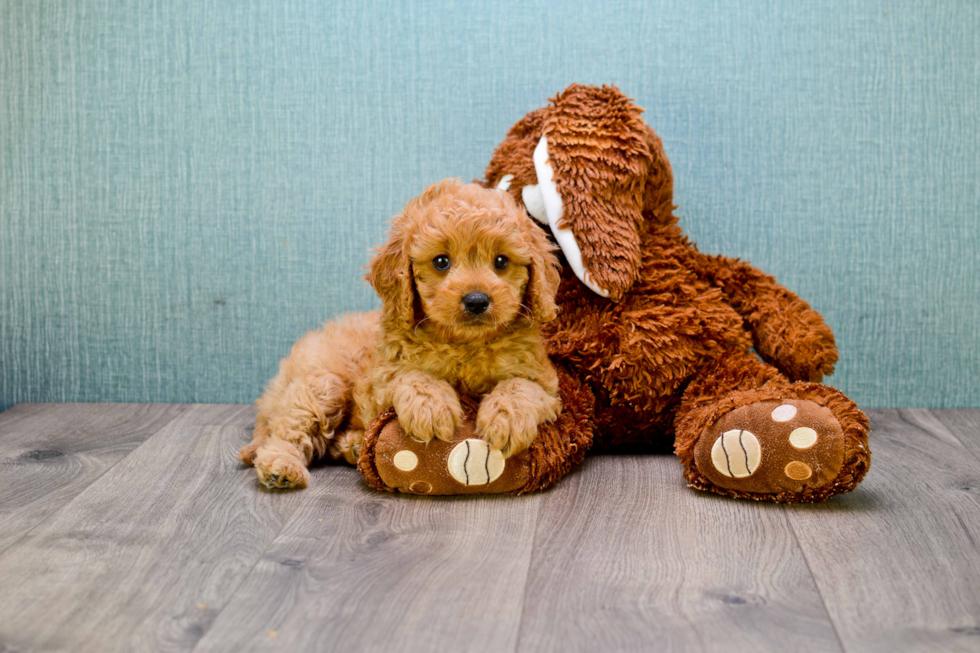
[[462, 292, 491, 315]]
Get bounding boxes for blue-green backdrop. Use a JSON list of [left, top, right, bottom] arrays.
[[2, 0, 978, 412]]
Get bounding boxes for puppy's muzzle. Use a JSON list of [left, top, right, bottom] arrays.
[[462, 292, 491, 315]]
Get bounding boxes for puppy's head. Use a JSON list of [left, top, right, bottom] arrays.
[[368, 179, 560, 341]]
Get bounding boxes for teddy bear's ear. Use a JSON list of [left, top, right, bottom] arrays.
[[483, 85, 674, 301], [535, 84, 657, 301], [640, 124, 676, 225], [483, 107, 548, 199]]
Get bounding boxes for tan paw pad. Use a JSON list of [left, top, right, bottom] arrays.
[[771, 404, 797, 422], [784, 461, 813, 480], [408, 481, 432, 494], [392, 450, 418, 471], [789, 427, 818, 449]]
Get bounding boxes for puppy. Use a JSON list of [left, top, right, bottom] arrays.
[[239, 179, 562, 489]]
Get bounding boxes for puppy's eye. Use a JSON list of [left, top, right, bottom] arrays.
[[433, 255, 451, 271], [494, 255, 509, 270]]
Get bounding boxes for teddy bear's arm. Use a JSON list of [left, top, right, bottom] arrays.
[[694, 253, 839, 382]]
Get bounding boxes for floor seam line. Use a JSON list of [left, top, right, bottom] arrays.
[[512, 491, 550, 653], [912, 408, 980, 467], [784, 508, 849, 653]]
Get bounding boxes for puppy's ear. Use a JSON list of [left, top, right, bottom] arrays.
[[366, 221, 416, 330], [521, 217, 561, 323]]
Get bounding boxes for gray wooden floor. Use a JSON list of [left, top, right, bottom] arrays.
[[0, 405, 978, 653]]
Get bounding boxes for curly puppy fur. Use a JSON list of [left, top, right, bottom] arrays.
[[240, 180, 562, 489]]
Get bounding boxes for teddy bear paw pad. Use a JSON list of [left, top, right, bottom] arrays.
[[710, 429, 762, 478], [694, 400, 845, 495], [447, 439, 506, 486]]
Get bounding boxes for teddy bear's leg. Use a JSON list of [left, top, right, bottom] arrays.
[[673, 350, 870, 502]]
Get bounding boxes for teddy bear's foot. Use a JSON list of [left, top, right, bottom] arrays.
[[357, 366, 596, 496], [360, 409, 533, 495], [694, 399, 845, 494], [682, 385, 871, 503]]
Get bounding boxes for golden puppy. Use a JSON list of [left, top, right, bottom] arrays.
[[239, 179, 562, 489]]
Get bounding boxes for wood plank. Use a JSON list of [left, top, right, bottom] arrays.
[[786, 409, 980, 653], [0, 403, 307, 653], [1, 406, 974, 652], [0, 402, 187, 553], [193, 475, 542, 653], [515, 455, 842, 653], [931, 409, 980, 460]]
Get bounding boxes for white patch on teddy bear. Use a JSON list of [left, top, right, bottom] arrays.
[[531, 135, 610, 298]]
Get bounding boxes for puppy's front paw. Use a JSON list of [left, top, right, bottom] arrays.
[[398, 395, 463, 444], [390, 375, 464, 444], [252, 444, 310, 490], [476, 395, 538, 458]]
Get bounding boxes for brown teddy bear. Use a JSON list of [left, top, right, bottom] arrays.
[[360, 84, 870, 503]]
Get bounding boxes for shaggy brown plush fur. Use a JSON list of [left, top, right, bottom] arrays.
[[239, 180, 563, 489], [477, 84, 870, 502]]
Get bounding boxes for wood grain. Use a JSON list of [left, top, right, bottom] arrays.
[[932, 409, 980, 460], [0, 404, 305, 653], [193, 473, 543, 653], [515, 455, 842, 653], [0, 402, 187, 553], [786, 409, 980, 653], [2, 405, 980, 653]]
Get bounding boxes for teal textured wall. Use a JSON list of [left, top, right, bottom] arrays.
[[2, 0, 978, 412]]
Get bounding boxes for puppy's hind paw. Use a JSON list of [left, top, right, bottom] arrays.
[[238, 442, 261, 465], [253, 445, 310, 490]]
